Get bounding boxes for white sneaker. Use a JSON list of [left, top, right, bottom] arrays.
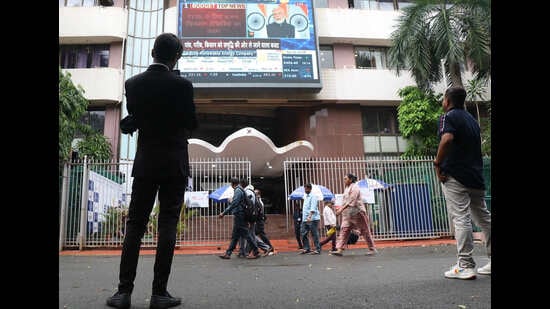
[[477, 261, 491, 275], [444, 264, 476, 280]]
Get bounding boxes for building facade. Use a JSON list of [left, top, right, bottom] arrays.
[[59, 0, 490, 169]]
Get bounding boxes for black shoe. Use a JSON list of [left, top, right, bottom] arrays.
[[150, 291, 181, 309], [299, 249, 311, 254], [219, 254, 231, 259], [106, 291, 131, 309]]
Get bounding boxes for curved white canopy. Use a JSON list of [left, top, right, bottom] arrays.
[[188, 127, 314, 177]]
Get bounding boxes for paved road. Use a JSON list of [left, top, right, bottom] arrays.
[[59, 243, 490, 309]]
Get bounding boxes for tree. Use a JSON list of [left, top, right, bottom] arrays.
[[388, 0, 491, 90], [465, 77, 490, 156], [75, 132, 112, 161], [397, 86, 443, 156], [59, 68, 113, 162], [59, 68, 88, 162]]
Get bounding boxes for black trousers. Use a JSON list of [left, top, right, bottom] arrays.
[[255, 219, 273, 249], [294, 220, 303, 248], [226, 214, 259, 256], [118, 176, 187, 295]]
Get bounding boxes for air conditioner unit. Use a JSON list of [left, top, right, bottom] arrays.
[[99, 0, 114, 6]]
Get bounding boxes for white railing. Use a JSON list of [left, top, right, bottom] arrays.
[[60, 156, 490, 250], [59, 156, 250, 250], [283, 156, 454, 240]]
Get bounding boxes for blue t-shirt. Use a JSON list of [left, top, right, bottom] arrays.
[[438, 107, 485, 190]]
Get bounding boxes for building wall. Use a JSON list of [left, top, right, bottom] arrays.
[[109, 42, 123, 69], [275, 105, 364, 157], [329, 0, 349, 9], [333, 44, 355, 69], [275, 107, 310, 147], [307, 105, 364, 157], [114, 0, 125, 7], [104, 105, 121, 158]]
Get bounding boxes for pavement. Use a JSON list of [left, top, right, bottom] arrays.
[[59, 238, 491, 309], [59, 237, 457, 256]]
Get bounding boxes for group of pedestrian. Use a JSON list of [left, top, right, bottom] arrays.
[[218, 178, 274, 259], [293, 175, 377, 257]]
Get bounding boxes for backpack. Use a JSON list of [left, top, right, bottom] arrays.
[[238, 187, 260, 223]]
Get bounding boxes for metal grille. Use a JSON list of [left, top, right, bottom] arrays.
[[60, 156, 490, 249], [59, 157, 250, 250], [283, 156, 465, 240]]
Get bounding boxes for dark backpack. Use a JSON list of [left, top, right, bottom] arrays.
[[238, 187, 260, 223]]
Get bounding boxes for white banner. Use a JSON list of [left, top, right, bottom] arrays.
[[87, 171, 124, 223], [185, 191, 209, 208], [361, 188, 375, 204]]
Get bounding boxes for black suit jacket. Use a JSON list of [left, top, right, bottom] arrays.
[[126, 64, 198, 179]]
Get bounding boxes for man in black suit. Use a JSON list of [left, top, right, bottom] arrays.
[[107, 33, 198, 309], [266, 5, 295, 38]]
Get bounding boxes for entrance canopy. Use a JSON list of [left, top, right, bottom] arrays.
[[188, 127, 314, 177]]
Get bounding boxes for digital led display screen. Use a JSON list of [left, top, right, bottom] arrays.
[[177, 0, 322, 90]]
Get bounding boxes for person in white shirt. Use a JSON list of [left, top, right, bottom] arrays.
[[319, 201, 337, 252]]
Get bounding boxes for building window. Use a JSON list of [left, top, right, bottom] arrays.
[[61, 0, 98, 7], [361, 107, 399, 135], [319, 45, 334, 69], [76, 108, 106, 138], [362, 107, 404, 155], [354, 46, 388, 69], [60, 45, 110, 69], [314, 0, 329, 8]]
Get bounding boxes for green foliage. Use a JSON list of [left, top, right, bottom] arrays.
[[465, 77, 491, 156], [397, 86, 443, 156], [480, 106, 491, 156], [147, 203, 198, 239], [59, 68, 88, 162], [76, 133, 113, 161], [59, 68, 114, 162], [388, 0, 491, 90]]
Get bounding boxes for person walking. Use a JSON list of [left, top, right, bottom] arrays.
[[318, 200, 337, 252], [434, 87, 491, 280], [330, 173, 377, 257], [299, 183, 321, 255], [292, 202, 303, 250], [106, 33, 198, 309], [218, 178, 261, 260], [254, 188, 274, 256]]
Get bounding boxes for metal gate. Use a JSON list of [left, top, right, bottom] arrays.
[[283, 156, 453, 241], [59, 157, 250, 250]]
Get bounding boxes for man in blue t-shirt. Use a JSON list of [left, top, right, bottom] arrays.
[[299, 183, 321, 254], [434, 87, 491, 280]]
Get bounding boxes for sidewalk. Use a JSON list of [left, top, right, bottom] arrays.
[[59, 237, 456, 256]]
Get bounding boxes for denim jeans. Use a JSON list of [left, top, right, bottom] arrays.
[[301, 220, 321, 252], [442, 176, 491, 268]]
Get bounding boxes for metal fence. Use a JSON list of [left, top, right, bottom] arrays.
[[283, 156, 491, 240], [60, 156, 491, 250], [59, 157, 250, 250]]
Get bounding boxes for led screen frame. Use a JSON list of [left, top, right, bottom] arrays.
[[177, 0, 322, 90]]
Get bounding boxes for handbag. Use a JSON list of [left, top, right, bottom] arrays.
[[326, 226, 336, 237]]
